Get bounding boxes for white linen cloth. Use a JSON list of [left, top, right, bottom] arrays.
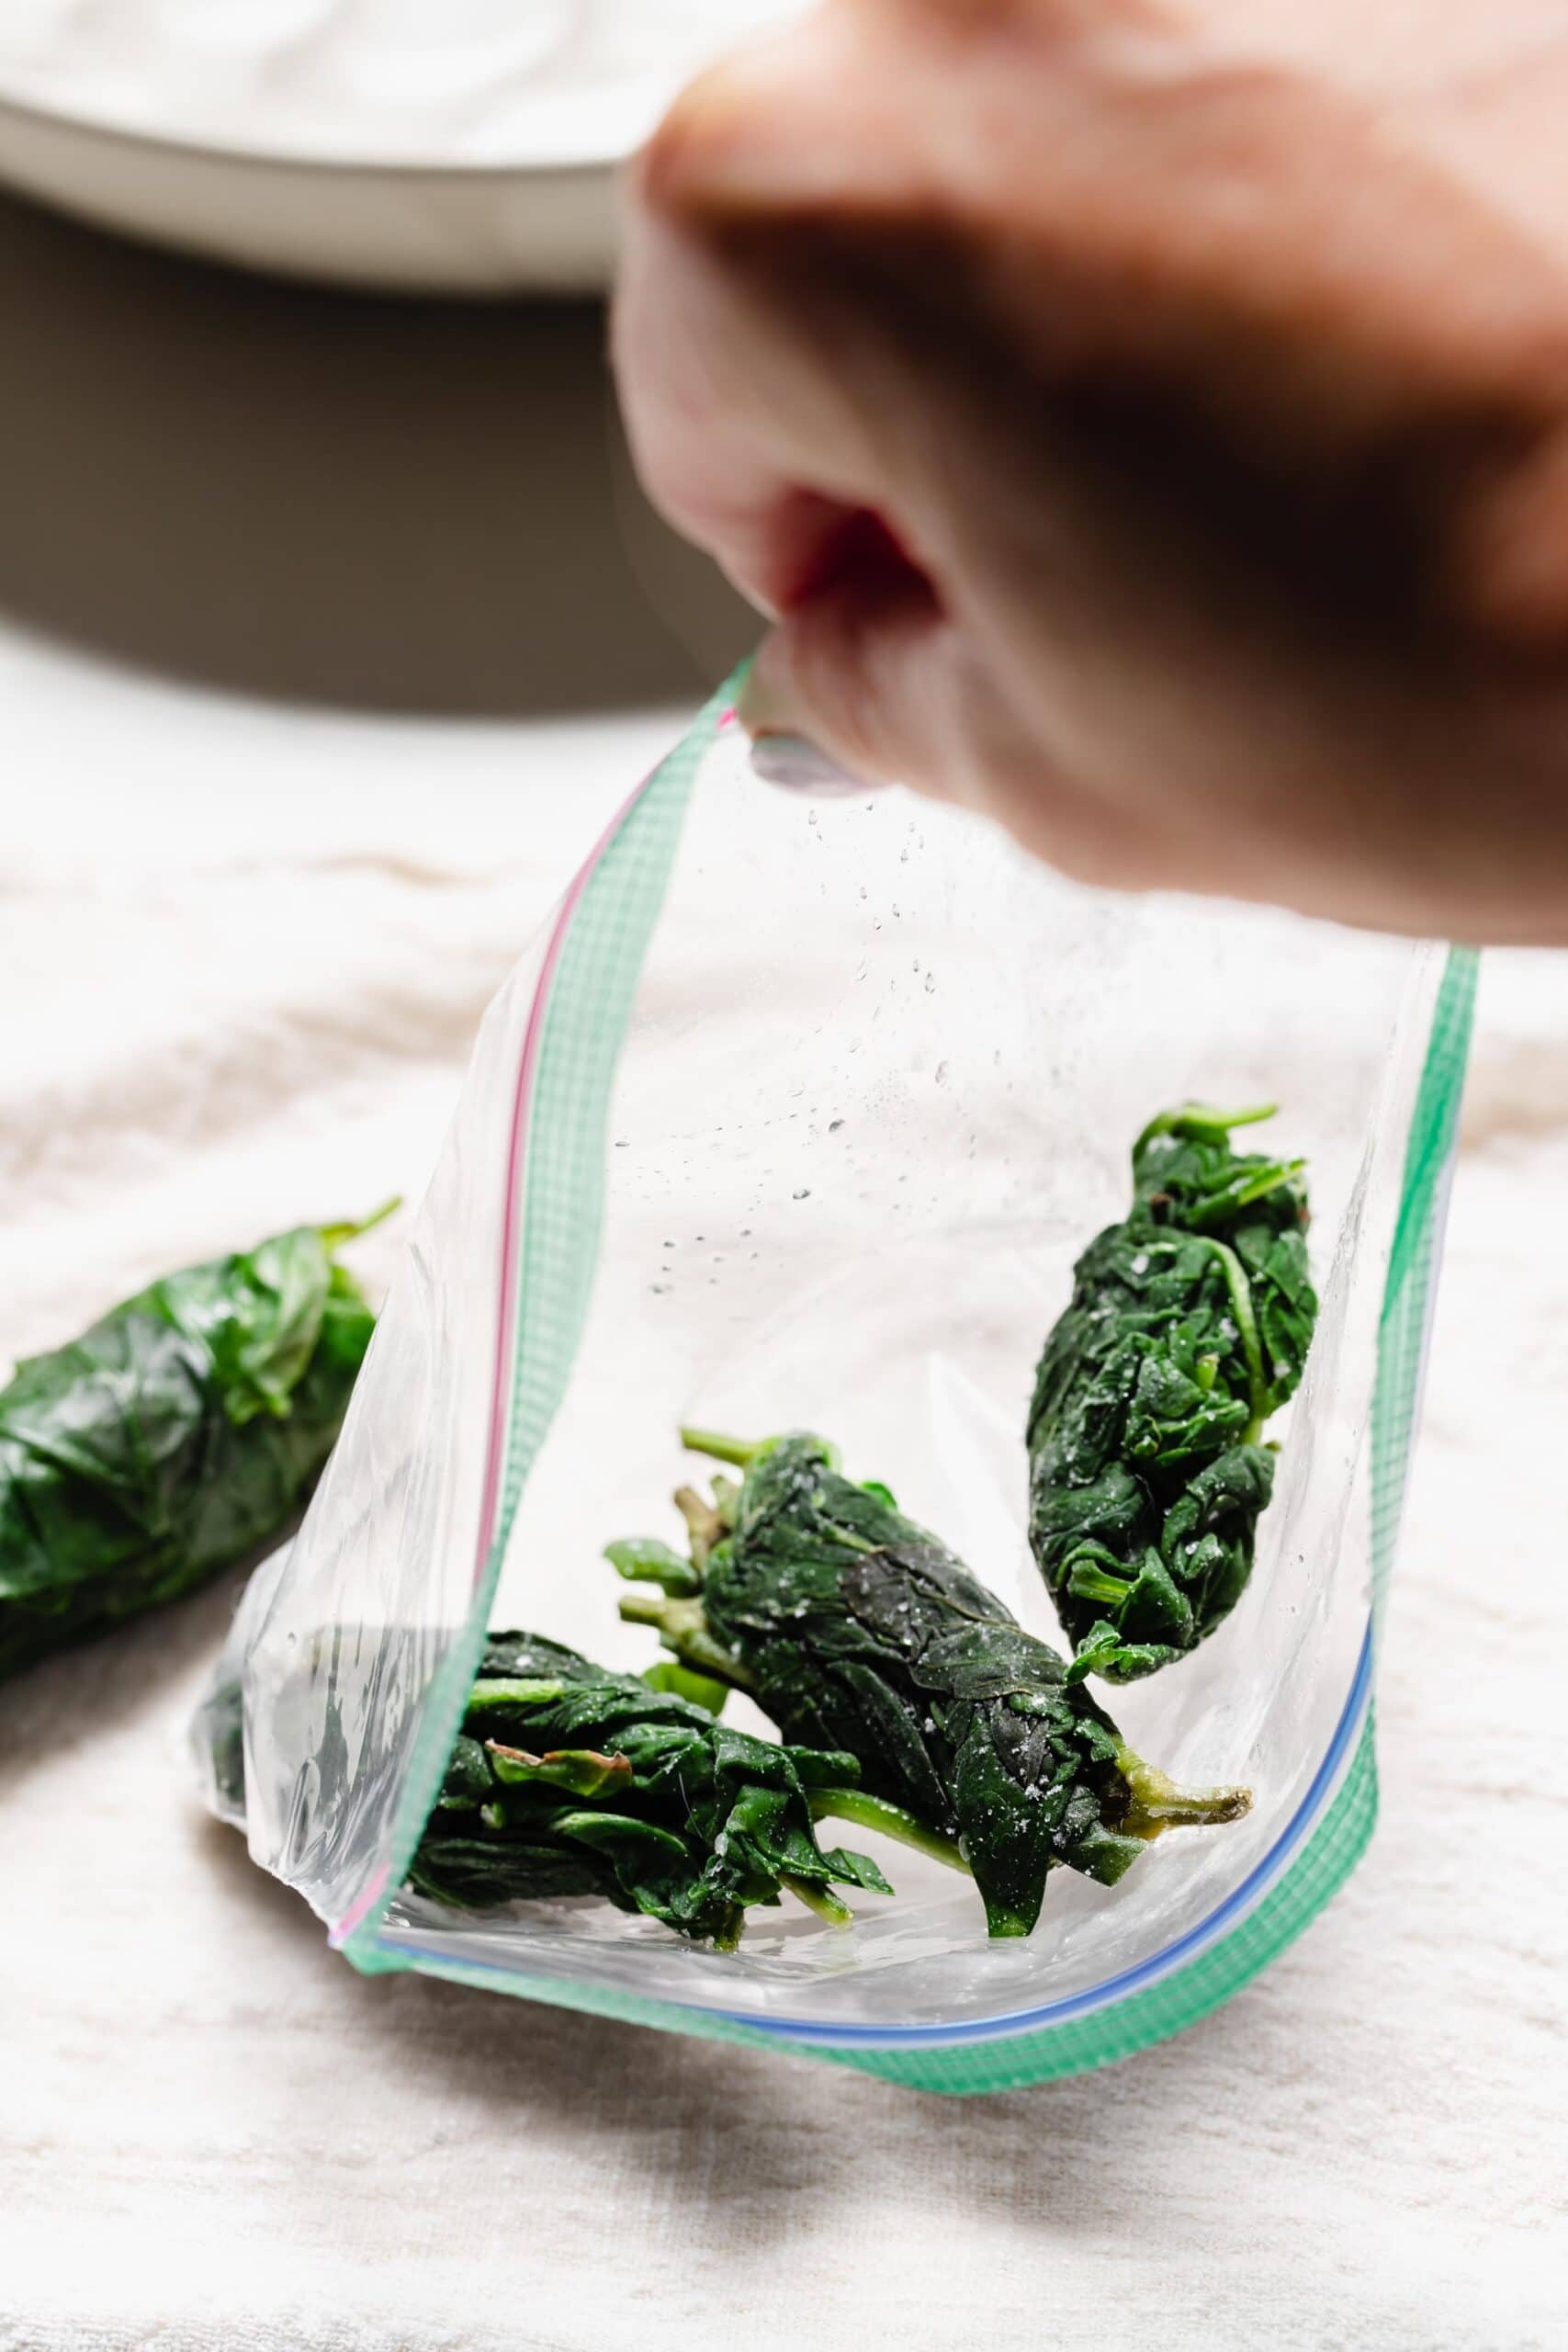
[[0, 620, 1563, 2352]]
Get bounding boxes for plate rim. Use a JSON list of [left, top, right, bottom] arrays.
[[0, 73, 647, 182]]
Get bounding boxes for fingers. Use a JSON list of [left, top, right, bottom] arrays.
[[740, 560, 961, 794], [611, 0, 993, 615], [738, 559, 1145, 892], [615, 0, 1568, 944], [613, 205, 869, 615], [616, 52, 931, 622]]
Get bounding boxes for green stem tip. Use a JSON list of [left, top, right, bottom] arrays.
[[615, 1592, 755, 1692], [321, 1195, 403, 1252], [782, 1873, 854, 1929], [1116, 1747, 1253, 1839], [1135, 1102, 1277, 1155], [679, 1427, 762, 1469], [1066, 1562, 1134, 1608]]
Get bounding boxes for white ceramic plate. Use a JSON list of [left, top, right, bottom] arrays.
[[0, 3, 805, 294]]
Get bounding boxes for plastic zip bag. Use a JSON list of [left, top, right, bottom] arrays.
[[194, 675, 1474, 2092]]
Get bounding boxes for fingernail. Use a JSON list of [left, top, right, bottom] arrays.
[[749, 730, 863, 796]]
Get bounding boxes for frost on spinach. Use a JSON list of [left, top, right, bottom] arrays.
[[615, 1432, 1249, 1939], [203, 1629, 890, 1949], [0, 1215, 387, 1681], [1027, 1104, 1317, 1683]]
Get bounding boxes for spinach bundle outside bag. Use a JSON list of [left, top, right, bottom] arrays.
[[204, 1629, 891, 1950], [615, 1432, 1249, 1939], [1027, 1105, 1318, 1681], [0, 1215, 386, 1681]]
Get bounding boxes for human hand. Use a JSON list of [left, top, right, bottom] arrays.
[[614, 0, 1568, 941]]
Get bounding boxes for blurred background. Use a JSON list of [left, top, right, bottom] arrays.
[[0, 185, 750, 712], [0, 7, 773, 1348]]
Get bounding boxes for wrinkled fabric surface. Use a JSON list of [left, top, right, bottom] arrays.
[[0, 643, 1563, 2350]]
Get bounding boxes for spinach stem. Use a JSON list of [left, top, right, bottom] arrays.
[[809, 1787, 971, 1875], [615, 1592, 756, 1691], [1195, 1234, 1269, 1429], [1115, 1747, 1252, 1837], [1188, 1161, 1302, 1236], [781, 1873, 854, 1928], [1067, 1563, 1135, 1607], [680, 1427, 761, 1468], [1134, 1102, 1276, 1155], [321, 1196, 402, 1251]]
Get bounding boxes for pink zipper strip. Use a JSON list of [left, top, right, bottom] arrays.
[[329, 768, 660, 1950], [469, 778, 651, 1592], [470, 716, 732, 1592], [333, 700, 738, 1951]]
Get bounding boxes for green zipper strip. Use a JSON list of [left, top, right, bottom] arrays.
[[339, 674, 737, 1973]]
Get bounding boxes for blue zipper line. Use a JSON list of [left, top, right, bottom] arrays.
[[732, 1617, 1374, 2044], [377, 1618, 1373, 2051]]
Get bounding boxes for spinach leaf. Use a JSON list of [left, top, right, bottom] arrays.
[[0, 1214, 387, 1681], [1027, 1105, 1317, 1680], [616, 1432, 1249, 1939], [204, 1628, 891, 1949]]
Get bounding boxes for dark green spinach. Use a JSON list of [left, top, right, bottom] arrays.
[[1028, 1105, 1317, 1681], [206, 1629, 891, 1949], [615, 1432, 1249, 1939], [0, 1215, 386, 1681]]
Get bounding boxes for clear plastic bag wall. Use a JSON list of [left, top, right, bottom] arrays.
[[198, 682, 1474, 2091]]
